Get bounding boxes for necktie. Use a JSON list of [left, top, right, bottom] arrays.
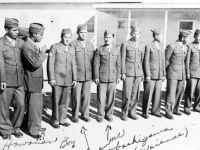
[[81, 41, 85, 48], [11, 39, 15, 47]]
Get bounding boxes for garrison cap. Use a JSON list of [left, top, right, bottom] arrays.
[[61, 28, 72, 35], [19, 27, 29, 37], [179, 29, 192, 37], [77, 24, 87, 32], [131, 27, 141, 33], [151, 28, 164, 35], [29, 23, 45, 33], [104, 30, 114, 37], [194, 29, 200, 34], [5, 18, 19, 28]]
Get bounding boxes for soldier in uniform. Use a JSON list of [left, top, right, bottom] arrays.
[[94, 30, 120, 123], [71, 24, 94, 123], [0, 18, 25, 140], [21, 23, 47, 138], [165, 30, 191, 119], [121, 27, 144, 121], [142, 29, 166, 119], [184, 29, 200, 115], [47, 28, 77, 128], [18, 27, 29, 41]]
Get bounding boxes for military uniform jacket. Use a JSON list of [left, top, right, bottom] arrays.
[[165, 41, 188, 80], [94, 45, 121, 83], [144, 41, 166, 80], [47, 42, 77, 86], [0, 35, 24, 87], [121, 40, 144, 77], [186, 41, 200, 78], [21, 38, 47, 93], [70, 39, 94, 82]]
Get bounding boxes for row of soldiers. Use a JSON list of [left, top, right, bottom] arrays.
[[0, 17, 199, 140]]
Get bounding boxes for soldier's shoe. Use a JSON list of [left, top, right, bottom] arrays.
[[52, 123, 60, 129], [60, 122, 70, 127], [30, 134, 41, 139], [193, 108, 200, 113], [71, 118, 79, 123], [13, 132, 23, 138], [105, 116, 113, 122], [173, 111, 182, 116], [121, 115, 127, 121], [165, 114, 174, 120], [39, 128, 46, 131], [184, 110, 191, 115], [97, 118, 103, 123], [142, 114, 149, 119], [81, 117, 91, 122], [2, 134, 11, 140], [152, 113, 162, 118], [128, 114, 138, 120]]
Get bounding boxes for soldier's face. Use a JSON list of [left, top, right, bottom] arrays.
[[155, 34, 164, 42], [182, 36, 191, 45], [78, 30, 87, 41], [34, 32, 44, 43], [131, 32, 141, 42], [6, 27, 19, 39], [104, 34, 114, 45], [194, 34, 200, 43], [61, 34, 71, 45]]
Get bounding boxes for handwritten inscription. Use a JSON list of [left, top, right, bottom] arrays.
[[1, 127, 188, 150], [60, 137, 75, 149], [2, 132, 57, 150], [99, 127, 188, 150]]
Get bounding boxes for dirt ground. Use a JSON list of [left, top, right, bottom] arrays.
[[0, 80, 200, 150]]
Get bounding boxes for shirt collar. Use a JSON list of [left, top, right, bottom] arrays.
[[6, 35, 15, 43], [28, 37, 37, 46]]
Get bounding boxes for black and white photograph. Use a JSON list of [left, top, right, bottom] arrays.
[[0, 0, 200, 150]]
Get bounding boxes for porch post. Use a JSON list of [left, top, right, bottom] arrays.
[[94, 9, 98, 49], [164, 10, 168, 49], [126, 10, 131, 40]]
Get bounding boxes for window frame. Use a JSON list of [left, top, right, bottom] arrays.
[[178, 19, 195, 31], [85, 16, 95, 34]]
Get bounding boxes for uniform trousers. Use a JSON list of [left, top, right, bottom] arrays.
[[142, 79, 162, 116], [97, 82, 116, 119], [26, 92, 43, 135], [0, 86, 25, 136], [52, 86, 71, 124], [122, 76, 142, 117], [185, 78, 200, 112], [72, 80, 92, 119], [165, 79, 185, 115]]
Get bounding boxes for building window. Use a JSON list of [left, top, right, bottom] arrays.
[[51, 15, 60, 32], [118, 21, 125, 29], [85, 16, 95, 33], [179, 20, 195, 31], [19, 14, 29, 27]]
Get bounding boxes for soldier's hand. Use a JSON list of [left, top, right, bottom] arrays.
[[162, 77, 166, 82], [49, 80, 56, 87], [72, 81, 76, 88], [122, 74, 126, 81], [41, 45, 47, 53], [95, 79, 99, 85], [141, 76, 144, 81], [1, 82, 6, 90], [117, 79, 120, 84], [187, 74, 190, 79], [146, 77, 151, 82]]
